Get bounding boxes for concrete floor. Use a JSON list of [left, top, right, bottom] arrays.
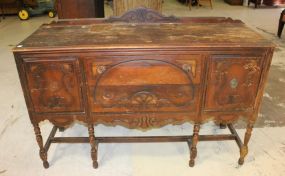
[[0, 0, 285, 175]]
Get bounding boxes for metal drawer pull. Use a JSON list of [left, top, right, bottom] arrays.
[[97, 65, 106, 74], [182, 64, 192, 73], [230, 78, 238, 89]]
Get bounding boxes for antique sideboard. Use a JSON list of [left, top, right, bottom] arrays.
[[13, 8, 275, 169]]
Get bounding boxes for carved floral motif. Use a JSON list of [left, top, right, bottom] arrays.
[[105, 7, 179, 23], [243, 62, 261, 87], [97, 113, 182, 130]]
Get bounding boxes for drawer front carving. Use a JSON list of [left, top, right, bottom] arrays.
[[205, 56, 262, 111], [86, 55, 202, 113], [24, 58, 83, 113]]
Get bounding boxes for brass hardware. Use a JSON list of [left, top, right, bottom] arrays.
[[97, 65, 106, 74], [182, 64, 192, 73], [230, 78, 238, 89]]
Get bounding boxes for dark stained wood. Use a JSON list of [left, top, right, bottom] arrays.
[[13, 8, 273, 52], [107, 7, 174, 22], [189, 124, 200, 167], [44, 126, 58, 151], [33, 123, 49, 169], [13, 8, 275, 169], [248, 0, 262, 8], [278, 9, 285, 38], [14, 22, 272, 50], [238, 122, 254, 165], [48, 133, 238, 143], [57, 0, 104, 19], [88, 124, 98, 168], [23, 58, 83, 113], [205, 56, 262, 111], [263, 0, 285, 6]]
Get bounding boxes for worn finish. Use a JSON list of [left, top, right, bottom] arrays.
[[13, 8, 275, 168]]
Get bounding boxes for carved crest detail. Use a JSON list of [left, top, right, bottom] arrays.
[[105, 7, 179, 23]]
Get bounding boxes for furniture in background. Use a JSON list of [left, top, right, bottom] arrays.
[[248, 0, 285, 8], [0, 0, 37, 15], [224, 0, 243, 5], [263, 0, 285, 6], [278, 9, 285, 37], [0, 0, 20, 19], [113, 0, 162, 16], [187, 0, 213, 9], [57, 0, 104, 19], [13, 8, 275, 169]]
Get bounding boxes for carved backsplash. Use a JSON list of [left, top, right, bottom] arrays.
[[105, 7, 179, 23]]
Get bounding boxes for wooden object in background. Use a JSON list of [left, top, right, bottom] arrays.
[[57, 0, 104, 19], [248, 0, 262, 8], [278, 9, 285, 37], [224, 0, 243, 5], [113, 0, 163, 16], [263, 0, 285, 6], [248, 0, 285, 7], [0, 0, 19, 17], [13, 8, 275, 169]]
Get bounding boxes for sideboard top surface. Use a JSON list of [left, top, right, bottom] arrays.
[[13, 17, 274, 52]]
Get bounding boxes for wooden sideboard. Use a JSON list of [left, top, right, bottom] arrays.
[[13, 8, 275, 169]]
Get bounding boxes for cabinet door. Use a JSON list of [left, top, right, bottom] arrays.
[[205, 56, 262, 111], [24, 58, 83, 113], [85, 55, 203, 113]]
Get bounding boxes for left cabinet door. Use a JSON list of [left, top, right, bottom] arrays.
[[23, 58, 84, 113]]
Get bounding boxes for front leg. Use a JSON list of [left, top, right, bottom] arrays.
[[33, 123, 49, 168], [238, 122, 254, 165], [189, 123, 200, 167], [88, 124, 98, 169]]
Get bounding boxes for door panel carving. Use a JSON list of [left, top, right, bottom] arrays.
[[24, 58, 83, 113], [205, 57, 262, 111]]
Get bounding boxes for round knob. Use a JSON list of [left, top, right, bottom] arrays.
[[97, 65, 106, 74], [182, 64, 192, 73], [230, 78, 238, 89]]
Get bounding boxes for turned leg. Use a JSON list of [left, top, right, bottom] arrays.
[[189, 124, 200, 167], [238, 122, 254, 165], [88, 124, 98, 169], [33, 123, 49, 168]]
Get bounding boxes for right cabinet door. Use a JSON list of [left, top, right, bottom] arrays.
[[205, 56, 263, 111]]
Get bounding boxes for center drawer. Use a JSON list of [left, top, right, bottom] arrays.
[[84, 54, 203, 113]]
